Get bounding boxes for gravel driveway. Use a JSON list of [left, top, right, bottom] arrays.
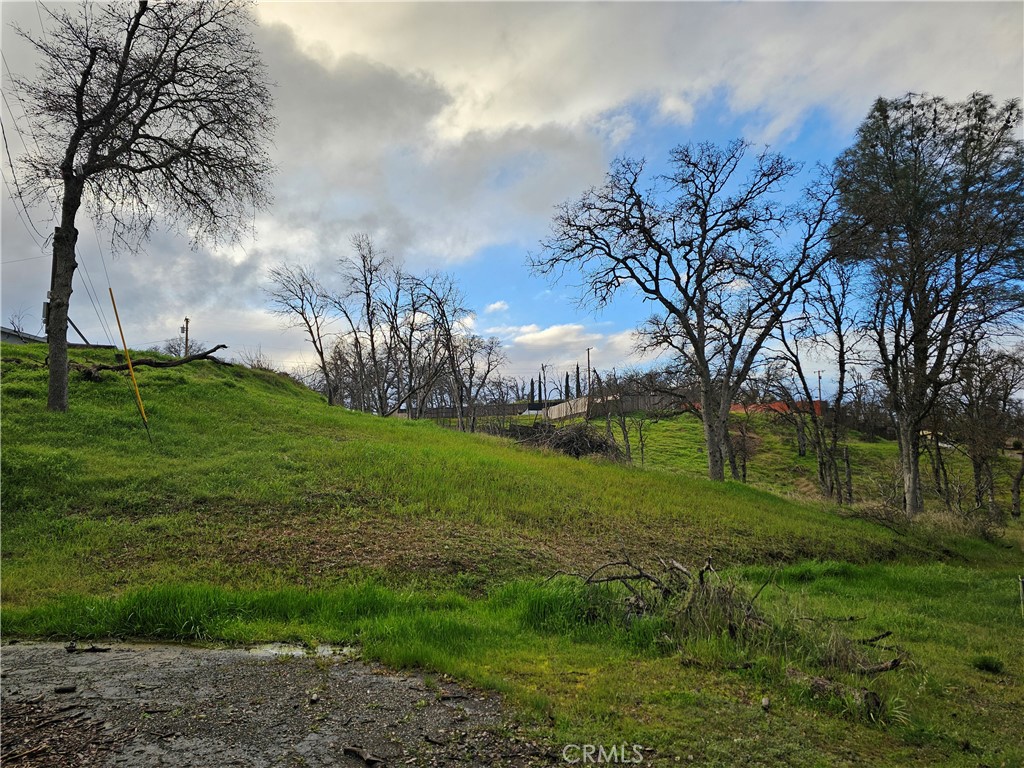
[[1, 641, 557, 767]]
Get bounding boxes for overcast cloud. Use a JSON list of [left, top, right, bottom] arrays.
[[2, 1, 1021, 378]]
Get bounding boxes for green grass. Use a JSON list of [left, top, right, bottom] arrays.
[[3, 343, 1023, 766], [3, 343, 969, 607], [4, 570, 1021, 766], [627, 409, 1022, 518]]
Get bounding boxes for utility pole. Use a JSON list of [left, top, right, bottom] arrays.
[[815, 370, 823, 405], [585, 347, 593, 421], [539, 364, 547, 420], [180, 316, 190, 358]]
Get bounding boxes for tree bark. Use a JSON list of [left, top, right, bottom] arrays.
[[843, 445, 853, 504], [897, 420, 924, 516], [47, 180, 85, 412], [1011, 451, 1023, 519], [700, 390, 727, 482], [972, 458, 987, 511]]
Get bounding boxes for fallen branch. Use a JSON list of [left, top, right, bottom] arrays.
[[857, 657, 903, 675], [65, 641, 110, 654], [858, 631, 893, 646], [3, 742, 49, 761], [75, 345, 230, 379], [698, 556, 719, 585], [786, 668, 883, 718], [798, 615, 866, 623]]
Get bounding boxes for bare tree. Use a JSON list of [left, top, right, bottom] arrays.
[[834, 93, 1024, 516], [12, 0, 274, 411], [332, 234, 404, 416], [6, 309, 32, 337], [422, 273, 474, 430], [266, 264, 335, 404], [773, 259, 862, 502], [153, 335, 208, 358], [943, 345, 1024, 517], [395, 273, 446, 418], [459, 334, 506, 432], [533, 140, 836, 480]]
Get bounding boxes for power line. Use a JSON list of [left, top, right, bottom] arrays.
[[92, 225, 114, 297], [75, 245, 116, 347], [1, 176, 45, 250], [0, 120, 47, 242], [1, 254, 49, 265], [1, 48, 117, 349], [2, 50, 61, 227]]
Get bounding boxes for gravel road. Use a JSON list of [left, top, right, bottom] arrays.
[[0, 641, 557, 767]]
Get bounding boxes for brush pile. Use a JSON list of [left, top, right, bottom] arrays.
[[499, 422, 623, 460], [552, 553, 908, 721]]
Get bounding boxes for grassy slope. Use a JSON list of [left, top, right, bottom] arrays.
[[1, 344, 938, 604], [630, 409, 1022, 515], [2, 344, 1022, 767]]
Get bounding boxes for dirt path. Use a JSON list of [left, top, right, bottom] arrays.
[[0, 641, 556, 767]]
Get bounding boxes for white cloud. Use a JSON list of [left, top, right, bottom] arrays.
[[256, 2, 1022, 143], [511, 323, 601, 351], [484, 300, 509, 314]]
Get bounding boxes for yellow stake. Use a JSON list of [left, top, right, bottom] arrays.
[[108, 288, 148, 426]]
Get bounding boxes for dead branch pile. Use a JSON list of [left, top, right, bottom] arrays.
[[556, 553, 761, 639], [502, 422, 623, 460], [551, 553, 908, 720]]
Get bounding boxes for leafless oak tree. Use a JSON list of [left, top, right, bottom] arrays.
[[266, 264, 335, 404], [773, 259, 862, 502], [533, 140, 836, 480], [12, 0, 274, 411]]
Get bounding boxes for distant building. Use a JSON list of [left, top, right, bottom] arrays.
[[0, 326, 115, 349], [1, 326, 47, 345]]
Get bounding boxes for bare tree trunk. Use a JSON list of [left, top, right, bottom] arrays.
[[700, 389, 726, 482], [795, 416, 807, 457], [47, 180, 84, 412], [972, 458, 986, 511], [930, 432, 943, 496], [897, 420, 924, 516], [1011, 451, 1023, 519], [726, 435, 740, 481], [984, 463, 996, 516], [843, 445, 853, 504]]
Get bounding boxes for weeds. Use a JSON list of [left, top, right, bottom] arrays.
[[969, 655, 1005, 674]]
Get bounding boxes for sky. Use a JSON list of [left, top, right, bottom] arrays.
[[2, 1, 1022, 386]]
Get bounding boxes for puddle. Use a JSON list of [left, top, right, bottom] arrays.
[[245, 642, 357, 658]]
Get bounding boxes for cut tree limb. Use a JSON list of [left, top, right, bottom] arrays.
[[75, 345, 229, 379], [858, 631, 893, 646], [857, 657, 903, 675]]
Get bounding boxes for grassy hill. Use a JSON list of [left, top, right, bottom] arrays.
[[2, 343, 1022, 766]]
